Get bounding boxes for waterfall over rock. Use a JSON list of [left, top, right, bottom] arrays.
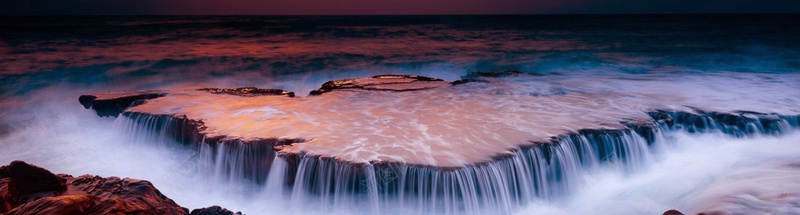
[[79, 75, 800, 214]]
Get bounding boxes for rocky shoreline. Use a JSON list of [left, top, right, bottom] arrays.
[[73, 73, 800, 214], [0, 161, 696, 214], [0, 160, 242, 215]]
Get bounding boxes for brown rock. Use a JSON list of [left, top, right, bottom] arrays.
[[79, 90, 167, 117], [190, 205, 243, 215], [4, 195, 95, 215], [0, 161, 189, 215], [198, 87, 295, 97], [0, 177, 9, 212], [663, 209, 685, 215], [309, 74, 448, 95], [80, 88, 296, 118], [0, 160, 66, 212], [64, 175, 189, 215]]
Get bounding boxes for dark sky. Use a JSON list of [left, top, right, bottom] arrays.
[[1, 0, 799, 15]]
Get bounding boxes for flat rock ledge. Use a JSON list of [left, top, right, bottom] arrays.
[[309, 74, 450, 95], [79, 75, 800, 170], [198, 87, 295, 97], [74, 74, 800, 209], [77, 75, 800, 171], [78, 90, 167, 117], [79, 87, 295, 117], [0, 160, 242, 215]]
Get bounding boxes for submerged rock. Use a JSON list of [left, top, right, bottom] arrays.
[[309, 74, 449, 95], [450, 78, 490, 86], [649, 110, 790, 136], [460, 69, 525, 79], [0, 161, 241, 215]]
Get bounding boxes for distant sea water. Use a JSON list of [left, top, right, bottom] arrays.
[[2, 15, 799, 93], [1, 14, 800, 214]]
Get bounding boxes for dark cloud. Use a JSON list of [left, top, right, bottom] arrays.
[[1, 0, 798, 15]]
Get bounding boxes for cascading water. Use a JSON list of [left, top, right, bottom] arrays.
[[112, 103, 799, 214]]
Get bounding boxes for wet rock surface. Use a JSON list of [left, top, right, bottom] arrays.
[[78, 74, 800, 170], [73, 73, 800, 213], [309, 74, 449, 95], [0, 161, 66, 213], [198, 87, 295, 97], [0, 161, 240, 215], [80, 87, 295, 117], [190, 205, 243, 215], [649, 110, 791, 136], [663, 209, 685, 215], [450, 78, 489, 86], [79, 90, 167, 117]]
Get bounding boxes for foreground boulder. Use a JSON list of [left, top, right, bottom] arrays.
[[0, 160, 66, 210], [0, 160, 240, 215]]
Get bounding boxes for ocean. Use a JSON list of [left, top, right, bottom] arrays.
[[1, 14, 800, 214]]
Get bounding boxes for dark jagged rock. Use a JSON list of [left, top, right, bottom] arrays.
[[0, 160, 244, 215], [309, 74, 448, 95], [63, 174, 189, 215], [460, 70, 524, 79], [79, 90, 167, 117], [190, 205, 244, 215], [451, 78, 490, 86], [198, 87, 295, 97], [663, 209, 685, 215], [4, 195, 96, 215], [0, 160, 66, 212]]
